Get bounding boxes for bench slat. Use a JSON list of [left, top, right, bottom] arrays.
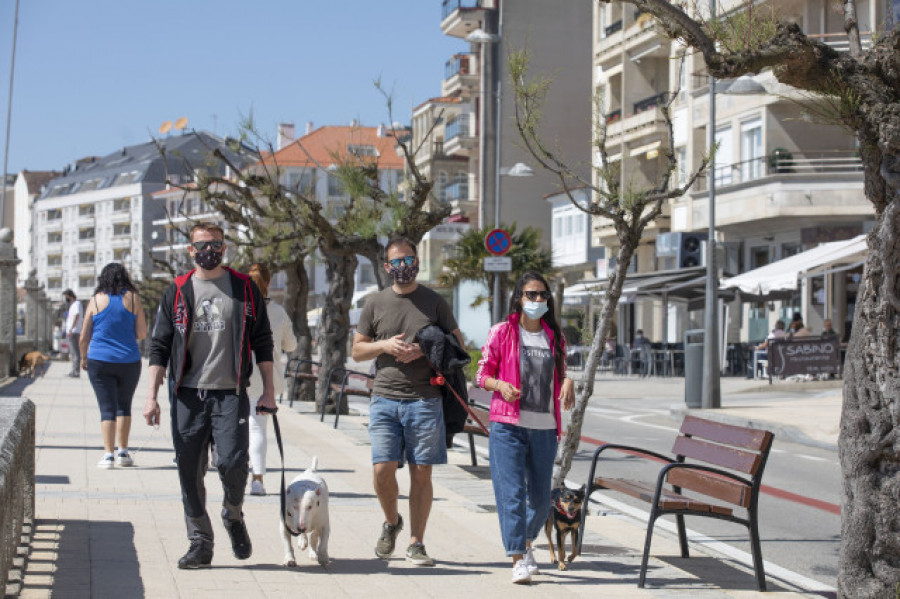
[[672, 437, 762, 475], [595, 477, 733, 516], [667, 469, 751, 508], [681, 415, 773, 452]]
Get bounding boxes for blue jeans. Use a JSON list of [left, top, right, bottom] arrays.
[[489, 422, 558, 556], [369, 395, 447, 465]]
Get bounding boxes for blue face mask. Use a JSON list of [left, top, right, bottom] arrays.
[[522, 301, 549, 320]]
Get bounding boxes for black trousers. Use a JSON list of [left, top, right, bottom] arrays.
[[171, 386, 250, 545]]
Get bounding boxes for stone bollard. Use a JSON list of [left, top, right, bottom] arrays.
[[0, 229, 19, 378], [23, 270, 39, 352], [0, 398, 36, 598]]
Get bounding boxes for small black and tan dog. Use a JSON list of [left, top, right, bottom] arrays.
[[544, 485, 586, 570]]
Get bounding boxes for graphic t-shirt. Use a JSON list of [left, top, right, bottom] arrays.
[[181, 274, 237, 389], [517, 326, 556, 430]]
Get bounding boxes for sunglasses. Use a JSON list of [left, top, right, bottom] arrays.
[[523, 290, 551, 301], [191, 240, 224, 251], [387, 256, 416, 268]]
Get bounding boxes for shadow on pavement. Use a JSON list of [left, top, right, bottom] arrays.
[[22, 519, 144, 597]]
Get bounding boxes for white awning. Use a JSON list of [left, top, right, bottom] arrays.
[[721, 235, 867, 296]]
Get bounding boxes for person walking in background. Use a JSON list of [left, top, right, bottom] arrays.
[[63, 289, 83, 377], [476, 271, 575, 585], [246, 263, 297, 496], [79, 264, 147, 468], [821, 319, 839, 341], [143, 223, 275, 570], [352, 236, 464, 567]]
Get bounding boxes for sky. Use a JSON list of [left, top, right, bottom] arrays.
[[0, 0, 462, 174]]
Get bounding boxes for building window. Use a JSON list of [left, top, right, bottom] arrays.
[[78, 252, 95, 264], [750, 246, 769, 268], [47, 232, 62, 244], [47, 209, 62, 221], [740, 118, 763, 182], [113, 198, 130, 212], [78, 228, 95, 241], [676, 147, 688, 187], [113, 224, 131, 237], [782, 243, 801, 258], [714, 127, 733, 185], [78, 204, 95, 217], [78, 276, 94, 288], [347, 144, 378, 157], [327, 174, 344, 197]]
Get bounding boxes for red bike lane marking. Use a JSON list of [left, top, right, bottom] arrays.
[[579, 435, 841, 516]]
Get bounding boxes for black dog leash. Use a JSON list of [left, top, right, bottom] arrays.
[[257, 406, 301, 537]]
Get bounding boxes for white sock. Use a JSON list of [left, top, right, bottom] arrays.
[[104, 452, 114, 459], [117, 447, 128, 455]]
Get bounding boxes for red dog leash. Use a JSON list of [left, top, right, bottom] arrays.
[[428, 372, 490, 437]]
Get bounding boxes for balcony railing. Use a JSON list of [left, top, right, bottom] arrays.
[[634, 92, 668, 114], [693, 150, 863, 192], [606, 109, 622, 124], [808, 31, 872, 53], [445, 54, 473, 79], [442, 0, 482, 20], [443, 181, 470, 202], [605, 19, 623, 36], [445, 118, 471, 142]]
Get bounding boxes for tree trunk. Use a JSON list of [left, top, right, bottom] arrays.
[[315, 251, 358, 414], [838, 180, 900, 599], [283, 257, 314, 403], [552, 240, 637, 488]]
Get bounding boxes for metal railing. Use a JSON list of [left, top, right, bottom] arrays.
[[633, 92, 668, 114], [445, 54, 473, 79], [693, 150, 862, 192], [445, 117, 471, 142], [808, 31, 872, 53], [442, 0, 482, 20]]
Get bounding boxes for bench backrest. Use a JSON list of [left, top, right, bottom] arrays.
[[668, 415, 774, 508]]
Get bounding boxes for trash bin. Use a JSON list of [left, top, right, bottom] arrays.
[[683, 329, 705, 409]]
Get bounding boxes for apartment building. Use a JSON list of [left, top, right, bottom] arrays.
[[434, 0, 593, 243], [33, 132, 250, 298], [591, 0, 879, 344], [13, 170, 59, 284]]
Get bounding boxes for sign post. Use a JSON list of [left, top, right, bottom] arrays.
[[484, 228, 512, 324]]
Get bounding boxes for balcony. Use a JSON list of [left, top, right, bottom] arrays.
[[444, 116, 477, 157], [45, 241, 62, 253], [633, 92, 668, 114], [110, 235, 132, 249], [606, 104, 667, 146], [595, 11, 666, 65], [44, 219, 62, 232], [109, 210, 131, 223], [442, 53, 478, 97], [77, 263, 96, 276], [440, 0, 488, 39], [686, 150, 866, 232]]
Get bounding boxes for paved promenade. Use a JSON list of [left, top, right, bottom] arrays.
[[4, 360, 839, 598]]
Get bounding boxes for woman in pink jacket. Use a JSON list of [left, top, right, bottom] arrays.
[[476, 271, 575, 584]]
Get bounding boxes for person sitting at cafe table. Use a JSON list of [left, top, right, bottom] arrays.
[[820, 319, 839, 341], [786, 320, 812, 339], [756, 320, 786, 351]]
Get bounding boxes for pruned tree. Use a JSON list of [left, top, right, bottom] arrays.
[[438, 222, 554, 315], [526, 0, 900, 593], [509, 44, 709, 487]]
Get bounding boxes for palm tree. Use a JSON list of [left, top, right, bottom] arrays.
[[438, 223, 554, 318]]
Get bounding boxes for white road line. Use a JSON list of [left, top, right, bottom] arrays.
[[571, 485, 837, 594], [795, 454, 829, 462], [586, 407, 631, 416]]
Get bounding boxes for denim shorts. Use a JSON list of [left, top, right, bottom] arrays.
[[369, 395, 447, 465]]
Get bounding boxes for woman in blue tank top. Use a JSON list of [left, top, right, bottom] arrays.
[[79, 263, 148, 469]]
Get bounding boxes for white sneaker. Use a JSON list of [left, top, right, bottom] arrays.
[[250, 479, 266, 496], [511, 559, 532, 584], [97, 455, 114, 469], [116, 452, 134, 467], [523, 547, 540, 575]]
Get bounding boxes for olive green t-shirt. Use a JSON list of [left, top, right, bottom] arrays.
[[357, 285, 458, 400]]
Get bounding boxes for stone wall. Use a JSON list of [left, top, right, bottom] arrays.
[[0, 398, 35, 597]]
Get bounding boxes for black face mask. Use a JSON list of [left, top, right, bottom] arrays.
[[194, 249, 224, 271]]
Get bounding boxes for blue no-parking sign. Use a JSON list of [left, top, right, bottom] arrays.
[[484, 228, 511, 256]]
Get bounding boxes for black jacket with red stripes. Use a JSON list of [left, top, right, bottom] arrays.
[[149, 267, 274, 393]]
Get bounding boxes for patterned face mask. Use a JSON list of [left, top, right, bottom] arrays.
[[388, 262, 419, 285], [194, 248, 224, 271]]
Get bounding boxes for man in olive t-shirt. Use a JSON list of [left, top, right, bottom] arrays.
[[353, 237, 463, 567]]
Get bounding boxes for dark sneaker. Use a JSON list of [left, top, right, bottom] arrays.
[[222, 516, 252, 560], [374, 514, 403, 558], [177, 541, 213, 569], [406, 542, 434, 566]]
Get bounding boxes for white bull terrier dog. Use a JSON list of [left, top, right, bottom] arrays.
[[280, 456, 330, 567]]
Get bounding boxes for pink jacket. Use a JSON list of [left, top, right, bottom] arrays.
[[476, 312, 567, 437]]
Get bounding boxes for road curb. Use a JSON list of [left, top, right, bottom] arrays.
[[668, 404, 839, 452]]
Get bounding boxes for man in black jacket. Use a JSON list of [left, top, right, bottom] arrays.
[[143, 223, 275, 569]]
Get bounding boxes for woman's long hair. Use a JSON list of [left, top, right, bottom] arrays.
[[508, 271, 565, 380], [94, 263, 137, 296], [249, 263, 272, 298]]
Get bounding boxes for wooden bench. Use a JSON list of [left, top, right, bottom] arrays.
[[579, 415, 775, 591], [283, 358, 323, 407], [320, 367, 374, 429], [462, 387, 492, 466]]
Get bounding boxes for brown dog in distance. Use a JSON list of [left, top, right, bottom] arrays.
[[19, 352, 50, 378], [544, 485, 585, 570]]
